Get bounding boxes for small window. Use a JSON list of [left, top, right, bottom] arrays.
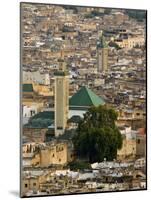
[[137, 139, 140, 144], [25, 184, 28, 188], [57, 127, 63, 130], [52, 154, 54, 157], [33, 183, 36, 186], [59, 158, 61, 162], [60, 147, 64, 151]]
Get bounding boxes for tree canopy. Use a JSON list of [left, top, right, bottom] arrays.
[[73, 105, 123, 163]]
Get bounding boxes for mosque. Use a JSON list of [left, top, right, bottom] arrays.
[[23, 32, 108, 138], [54, 32, 107, 137]]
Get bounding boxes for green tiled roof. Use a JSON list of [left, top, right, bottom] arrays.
[[24, 111, 54, 128], [69, 86, 105, 107], [54, 71, 69, 76], [23, 84, 33, 92]]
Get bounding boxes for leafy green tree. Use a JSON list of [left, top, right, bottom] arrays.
[[73, 105, 123, 163]]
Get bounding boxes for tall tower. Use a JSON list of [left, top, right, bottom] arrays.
[[97, 31, 108, 72], [54, 50, 69, 137]]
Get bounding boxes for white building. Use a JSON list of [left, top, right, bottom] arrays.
[[23, 71, 50, 85], [23, 105, 38, 125]]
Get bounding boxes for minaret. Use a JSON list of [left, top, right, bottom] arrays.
[[54, 50, 69, 137], [97, 31, 108, 72]]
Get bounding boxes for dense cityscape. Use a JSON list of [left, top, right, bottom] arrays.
[[21, 3, 146, 197]]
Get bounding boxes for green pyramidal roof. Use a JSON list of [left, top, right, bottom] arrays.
[[69, 86, 105, 107]]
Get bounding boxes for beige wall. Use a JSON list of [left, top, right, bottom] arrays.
[[115, 36, 145, 48], [118, 109, 146, 120], [23, 153, 40, 167], [40, 149, 50, 167], [136, 135, 146, 157], [33, 84, 53, 96], [117, 139, 136, 160], [79, 23, 96, 31], [23, 128, 47, 142], [22, 100, 44, 113], [117, 134, 146, 160], [22, 177, 40, 195], [40, 143, 69, 167]]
